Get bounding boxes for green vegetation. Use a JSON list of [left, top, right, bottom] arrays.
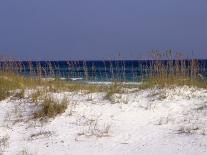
[[139, 51, 207, 89], [0, 73, 23, 100], [140, 75, 207, 89], [104, 82, 122, 101], [31, 90, 43, 103], [46, 79, 106, 93], [0, 72, 41, 101], [34, 96, 68, 118], [0, 51, 207, 103], [0, 73, 107, 101]]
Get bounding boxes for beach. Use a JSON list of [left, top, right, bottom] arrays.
[[1, 85, 207, 155]]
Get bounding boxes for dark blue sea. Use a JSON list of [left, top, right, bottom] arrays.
[[1, 60, 207, 82]]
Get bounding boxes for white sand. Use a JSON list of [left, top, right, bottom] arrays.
[[1, 86, 207, 155]]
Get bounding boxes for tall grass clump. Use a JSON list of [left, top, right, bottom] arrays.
[[34, 96, 68, 118], [104, 81, 123, 101], [140, 51, 207, 89]]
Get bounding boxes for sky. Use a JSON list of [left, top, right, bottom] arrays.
[[0, 0, 207, 60]]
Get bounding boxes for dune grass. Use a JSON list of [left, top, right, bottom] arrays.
[[0, 51, 207, 102], [138, 51, 207, 89], [34, 96, 68, 118], [0, 72, 107, 101], [104, 81, 123, 101], [140, 75, 207, 89], [0, 73, 24, 100]]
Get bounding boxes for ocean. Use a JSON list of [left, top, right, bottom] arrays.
[[1, 60, 207, 82]]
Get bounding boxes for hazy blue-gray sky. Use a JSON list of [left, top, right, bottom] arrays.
[[0, 0, 207, 60]]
